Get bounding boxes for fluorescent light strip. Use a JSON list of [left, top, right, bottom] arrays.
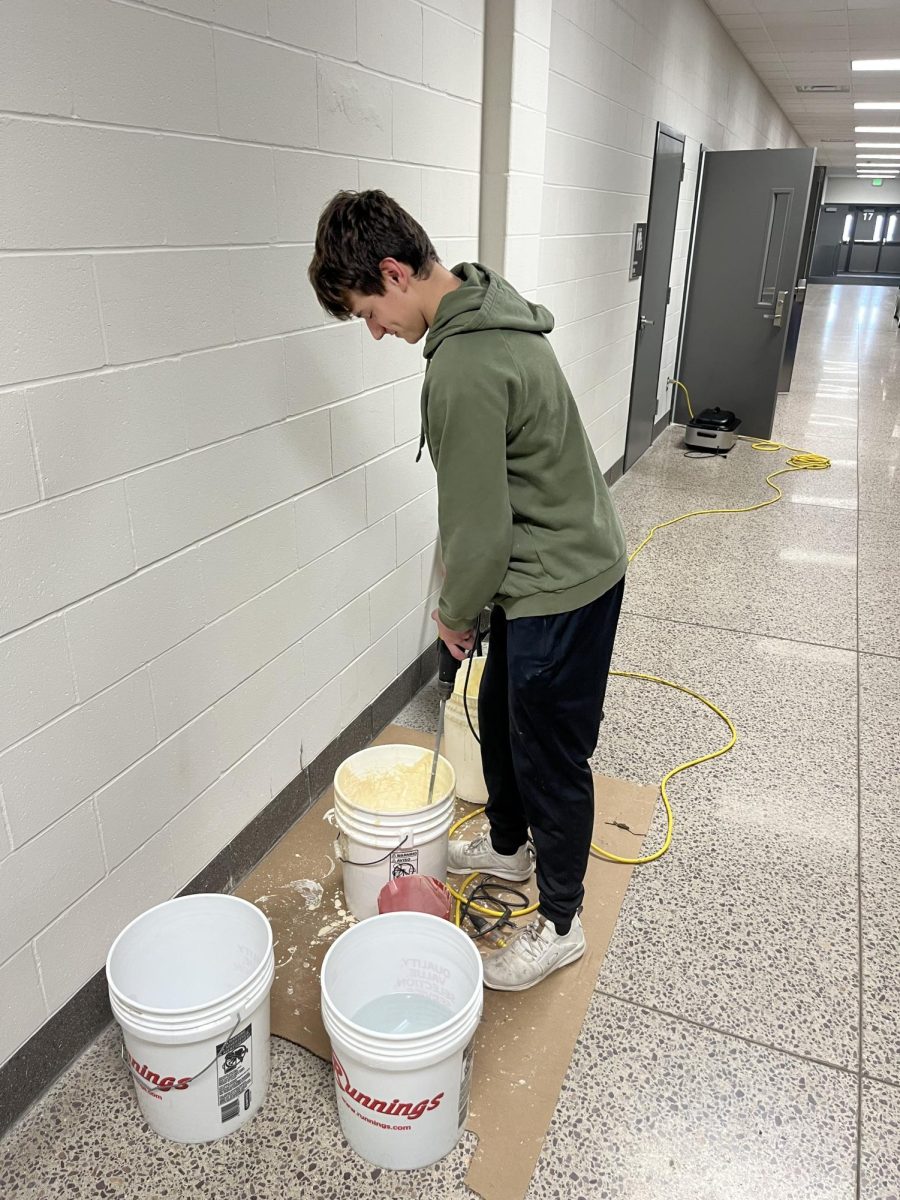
[[852, 59, 900, 71], [856, 143, 900, 148], [855, 102, 900, 110], [856, 126, 900, 133]]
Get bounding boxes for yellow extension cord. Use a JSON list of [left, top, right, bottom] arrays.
[[447, 378, 831, 926]]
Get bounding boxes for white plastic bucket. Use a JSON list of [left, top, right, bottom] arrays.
[[444, 654, 488, 805], [334, 745, 456, 920], [106, 893, 275, 1144], [321, 912, 483, 1170]]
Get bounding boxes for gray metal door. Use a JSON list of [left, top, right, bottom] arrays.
[[810, 203, 849, 280], [779, 162, 825, 393], [623, 125, 685, 471], [675, 148, 816, 439]]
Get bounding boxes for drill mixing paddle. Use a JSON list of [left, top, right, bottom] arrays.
[[426, 640, 461, 806]]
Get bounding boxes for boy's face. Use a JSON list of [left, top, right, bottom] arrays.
[[346, 261, 427, 344]]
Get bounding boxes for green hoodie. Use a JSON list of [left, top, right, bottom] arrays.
[[421, 263, 627, 632]]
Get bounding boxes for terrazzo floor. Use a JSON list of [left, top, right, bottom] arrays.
[[2, 283, 899, 1198]]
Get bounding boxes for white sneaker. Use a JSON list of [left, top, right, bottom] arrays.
[[482, 914, 585, 991], [447, 832, 534, 882]]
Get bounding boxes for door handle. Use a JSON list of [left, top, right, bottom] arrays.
[[762, 290, 788, 328], [639, 315, 654, 330]]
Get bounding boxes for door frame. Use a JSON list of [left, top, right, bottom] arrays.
[[622, 121, 686, 470], [672, 143, 707, 420]]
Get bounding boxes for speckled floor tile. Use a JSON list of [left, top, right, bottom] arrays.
[[792, 335, 860, 364], [860, 654, 900, 1086], [395, 679, 441, 734], [859, 510, 900, 657], [859, 458, 900, 514], [858, 436, 900, 465], [858, 404, 900, 439], [526, 994, 857, 1200], [8, 282, 900, 1199], [593, 612, 859, 1068], [615, 429, 858, 512], [769, 399, 859, 458], [861, 1081, 900, 1200], [0, 1027, 478, 1200], [614, 476, 857, 649]]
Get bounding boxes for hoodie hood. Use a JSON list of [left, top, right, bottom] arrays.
[[422, 262, 554, 359]]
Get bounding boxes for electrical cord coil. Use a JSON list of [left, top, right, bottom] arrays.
[[445, 376, 830, 925]]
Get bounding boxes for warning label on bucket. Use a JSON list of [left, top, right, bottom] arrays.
[[390, 848, 419, 877], [216, 1025, 252, 1122]]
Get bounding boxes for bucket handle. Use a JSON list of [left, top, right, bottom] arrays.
[[337, 832, 408, 867], [120, 1011, 241, 1095]]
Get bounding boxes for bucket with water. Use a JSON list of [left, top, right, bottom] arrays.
[[106, 893, 274, 1143], [320, 911, 483, 1169], [333, 744, 456, 920]]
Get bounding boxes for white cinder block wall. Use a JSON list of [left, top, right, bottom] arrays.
[[537, 0, 804, 471], [0, 0, 482, 1069]]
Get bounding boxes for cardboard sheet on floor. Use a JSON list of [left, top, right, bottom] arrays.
[[235, 725, 656, 1200]]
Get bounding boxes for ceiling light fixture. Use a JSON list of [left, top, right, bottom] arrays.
[[852, 59, 900, 72], [856, 126, 900, 133], [856, 143, 900, 148], [855, 102, 900, 110]]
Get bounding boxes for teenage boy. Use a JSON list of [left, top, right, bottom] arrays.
[[309, 191, 626, 991]]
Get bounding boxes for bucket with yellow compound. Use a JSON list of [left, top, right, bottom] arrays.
[[444, 655, 488, 805], [333, 745, 456, 920]]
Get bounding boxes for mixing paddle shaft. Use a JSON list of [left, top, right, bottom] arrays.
[[426, 640, 461, 805]]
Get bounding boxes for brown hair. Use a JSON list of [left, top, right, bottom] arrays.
[[308, 190, 439, 319]]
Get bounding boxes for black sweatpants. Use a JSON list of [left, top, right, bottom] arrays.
[[477, 578, 625, 933]]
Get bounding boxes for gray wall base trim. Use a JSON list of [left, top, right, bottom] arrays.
[[604, 457, 625, 487], [603, 416, 667, 491], [0, 641, 438, 1140]]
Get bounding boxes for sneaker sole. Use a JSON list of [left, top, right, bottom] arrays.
[[446, 863, 535, 882], [482, 940, 586, 992]]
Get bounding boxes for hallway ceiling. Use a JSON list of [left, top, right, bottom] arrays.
[[705, 0, 900, 174]]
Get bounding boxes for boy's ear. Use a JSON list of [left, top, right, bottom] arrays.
[[379, 257, 412, 291]]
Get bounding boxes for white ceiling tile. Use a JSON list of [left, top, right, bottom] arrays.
[[719, 12, 766, 28], [763, 10, 849, 27], [755, 0, 849, 11], [704, 0, 757, 13], [706, 0, 900, 169], [731, 29, 777, 45], [768, 32, 853, 47]]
